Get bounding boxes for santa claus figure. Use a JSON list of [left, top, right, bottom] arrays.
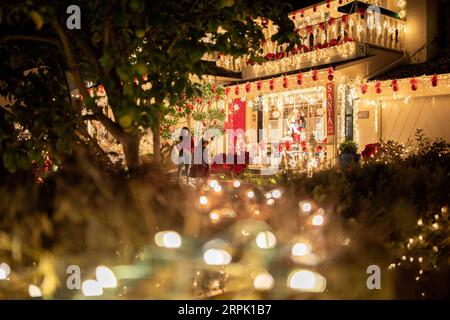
[[288, 110, 306, 143]]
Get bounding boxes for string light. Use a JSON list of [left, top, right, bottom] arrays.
[[28, 285, 42, 298], [256, 231, 277, 249], [253, 272, 275, 291]]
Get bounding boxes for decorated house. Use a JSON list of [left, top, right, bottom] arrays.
[[201, 0, 450, 172]]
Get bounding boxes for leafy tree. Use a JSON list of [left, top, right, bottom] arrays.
[[0, 0, 298, 169]]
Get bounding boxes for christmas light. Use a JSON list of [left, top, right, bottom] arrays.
[[271, 189, 282, 199], [299, 201, 312, 213], [199, 196, 208, 205], [96, 266, 118, 288], [256, 231, 277, 249], [0, 263, 11, 280], [253, 272, 275, 291], [287, 269, 326, 292], [28, 285, 42, 298], [82, 280, 103, 297], [233, 180, 241, 188], [154, 231, 182, 249], [312, 214, 324, 226], [292, 242, 312, 256], [203, 249, 232, 266]]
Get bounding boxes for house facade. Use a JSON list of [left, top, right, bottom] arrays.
[[204, 0, 450, 171]]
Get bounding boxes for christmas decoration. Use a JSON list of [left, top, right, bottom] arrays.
[[283, 76, 289, 88], [297, 72, 303, 85], [245, 82, 251, 93], [234, 85, 240, 96], [327, 67, 334, 81], [410, 77, 418, 91], [256, 80, 262, 91], [361, 83, 368, 94], [431, 74, 438, 87], [269, 78, 275, 90], [391, 79, 399, 92], [375, 81, 382, 94], [312, 69, 319, 81]]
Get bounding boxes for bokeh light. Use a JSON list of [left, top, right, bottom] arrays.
[[253, 272, 275, 291], [96, 266, 118, 288], [256, 231, 277, 249], [287, 269, 327, 292], [203, 249, 232, 265], [154, 231, 182, 248], [82, 280, 103, 297]]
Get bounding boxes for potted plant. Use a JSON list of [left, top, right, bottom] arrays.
[[338, 140, 360, 168]]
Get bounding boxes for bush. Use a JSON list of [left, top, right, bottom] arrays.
[[338, 140, 358, 154]]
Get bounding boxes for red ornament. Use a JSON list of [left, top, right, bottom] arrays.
[[234, 85, 240, 96], [300, 9, 305, 18], [326, 0, 331, 8], [410, 77, 418, 91], [313, 5, 317, 12], [357, 8, 365, 19], [431, 74, 438, 87], [245, 82, 251, 93], [225, 87, 230, 96], [390, 79, 399, 92], [375, 81, 382, 94], [256, 80, 262, 90], [269, 78, 275, 91], [327, 67, 334, 81], [319, 22, 326, 31], [342, 14, 349, 24], [361, 83, 368, 94], [212, 83, 216, 93], [312, 69, 319, 81], [283, 76, 289, 88], [297, 73, 303, 85], [328, 17, 336, 26]]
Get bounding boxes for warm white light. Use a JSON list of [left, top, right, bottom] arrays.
[[267, 199, 275, 206], [292, 242, 311, 256], [213, 184, 222, 193], [203, 249, 232, 265], [209, 180, 219, 188], [82, 280, 103, 297], [312, 214, 324, 226], [154, 231, 182, 248], [253, 272, 274, 291], [209, 211, 220, 222], [233, 180, 241, 188], [28, 285, 42, 298], [288, 269, 326, 292], [0, 263, 11, 280], [265, 192, 272, 199], [256, 231, 277, 249], [95, 266, 118, 288], [247, 191, 255, 199], [199, 196, 208, 205], [300, 201, 312, 213], [271, 189, 282, 199], [0, 268, 7, 280]]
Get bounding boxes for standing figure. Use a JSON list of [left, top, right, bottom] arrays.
[[176, 127, 194, 184], [191, 137, 212, 186]]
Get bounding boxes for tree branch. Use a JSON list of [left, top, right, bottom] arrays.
[[53, 21, 90, 100], [0, 34, 60, 46], [83, 113, 125, 141]]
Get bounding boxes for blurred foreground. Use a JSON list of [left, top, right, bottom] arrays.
[[0, 137, 449, 299]]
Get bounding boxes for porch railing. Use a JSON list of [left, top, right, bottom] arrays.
[[215, 12, 405, 74]]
